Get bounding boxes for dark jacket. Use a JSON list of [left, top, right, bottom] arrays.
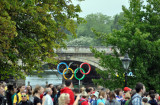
[[17, 100, 33, 105], [0, 94, 6, 105], [149, 99, 158, 105]]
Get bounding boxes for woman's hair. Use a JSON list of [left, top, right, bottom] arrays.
[[81, 87, 88, 98], [115, 88, 122, 96], [109, 91, 116, 102], [98, 91, 106, 99], [52, 86, 57, 98], [125, 92, 131, 99], [33, 85, 42, 95], [58, 93, 70, 105]]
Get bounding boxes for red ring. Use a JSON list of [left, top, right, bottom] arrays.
[[80, 62, 91, 75]]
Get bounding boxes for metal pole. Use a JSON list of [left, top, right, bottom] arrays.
[[79, 80, 80, 91], [125, 72, 127, 87]]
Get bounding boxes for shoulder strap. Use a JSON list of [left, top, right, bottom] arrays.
[[16, 94, 19, 104], [128, 96, 139, 105], [79, 100, 85, 105]]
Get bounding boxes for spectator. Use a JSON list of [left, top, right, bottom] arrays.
[[143, 98, 150, 105], [0, 84, 6, 105], [97, 91, 106, 105], [42, 88, 53, 105], [149, 94, 158, 105], [33, 85, 44, 105], [58, 93, 70, 105], [61, 80, 74, 105], [105, 91, 120, 105], [131, 82, 146, 105], [6, 84, 13, 105], [13, 84, 29, 105], [11, 85, 17, 105], [17, 91, 32, 105], [115, 88, 124, 103], [79, 88, 89, 105]]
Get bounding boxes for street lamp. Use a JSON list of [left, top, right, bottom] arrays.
[[121, 53, 131, 87]]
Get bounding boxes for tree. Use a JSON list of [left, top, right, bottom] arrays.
[[91, 0, 160, 91], [111, 12, 124, 31], [76, 13, 113, 46], [66, 36, 94, 46], [0, 0, 83, 80]]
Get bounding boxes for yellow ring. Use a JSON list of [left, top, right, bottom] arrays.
[[63, 68, 74, 80]]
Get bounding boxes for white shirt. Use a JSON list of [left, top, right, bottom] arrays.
[[44, 94, 53, 105]]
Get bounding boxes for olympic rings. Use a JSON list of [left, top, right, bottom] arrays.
[[63, 68, 74, 80], [57, 62, 91, 80], [80, 62, 91, 75], [74, 68, 85, 80], [57, 62, 69, 75]]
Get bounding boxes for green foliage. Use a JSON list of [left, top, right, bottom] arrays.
[[67, 13, 114, 46], [92, 0, 160, 91], [66, 36, 94, 46], [0, 0, 83, 80]]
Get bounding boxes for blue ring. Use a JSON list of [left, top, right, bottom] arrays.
[[57, 62, 69, 75]]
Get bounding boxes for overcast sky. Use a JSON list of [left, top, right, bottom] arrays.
[[72, 0, 130, 17]]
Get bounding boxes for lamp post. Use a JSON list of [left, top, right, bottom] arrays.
[[121, 53, 131, 87]]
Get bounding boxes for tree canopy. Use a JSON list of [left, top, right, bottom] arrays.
[[66, 13, 114, 46], [92, 0, 160, 91], [0, 0, 83, 80]]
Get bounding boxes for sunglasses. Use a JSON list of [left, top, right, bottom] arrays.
[[21, 95, 27, 97]]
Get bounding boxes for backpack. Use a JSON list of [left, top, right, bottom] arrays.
[[128, 96, 139, 105], [78, 100, 85, 105]]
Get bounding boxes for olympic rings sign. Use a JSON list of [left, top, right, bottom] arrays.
[[57, 62, 91, 80]]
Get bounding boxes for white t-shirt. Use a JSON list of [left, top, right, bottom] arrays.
[[44, 94, 53, 105]]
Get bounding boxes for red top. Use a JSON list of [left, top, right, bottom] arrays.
[[60, 87, 75, 105], [79, 98, 89, 105]]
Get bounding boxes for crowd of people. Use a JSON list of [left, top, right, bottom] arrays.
[[0, 80, 160, 105]]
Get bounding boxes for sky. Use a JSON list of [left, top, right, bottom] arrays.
[[72, 0, 130, 17]]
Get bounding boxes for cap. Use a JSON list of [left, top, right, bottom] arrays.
[[93, 91, 99, 98], [124, 87, 132, 92]]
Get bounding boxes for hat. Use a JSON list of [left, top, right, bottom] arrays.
[[124, 87, 132, 92], [93, 91, 99, 98]]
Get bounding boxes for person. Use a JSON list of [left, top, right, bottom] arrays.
[[60, 80, 74, 105], [17, 91, 33, 105], [115, 88, 124, 104], [0, 84, 6, 105], [6, 85, 13, 105], [11, 85, 17, 105], [122, 92, 131, 105], [33, 85, 44, 105], [149, 94, 158, 105], [79, 88, 89, 105], [54, 85, 61, 105], [51, 86, 57, 104], [90, 91, 99, 105], [131, 82, 145, 105], [13, 84, 29, 105], [26, 85, 34, 103], [58, 93, 70, 105], [105, 91, 120, 105], [155, 93, 159, 103], [143, 98, 150, 105], [97, 91, 106, 105], [42, 88, 53, 105], [125, 90, 136, 105], [86, 87, 93, 102]]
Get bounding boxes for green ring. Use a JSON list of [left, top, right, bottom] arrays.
[[74, 68, 85, 80]]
